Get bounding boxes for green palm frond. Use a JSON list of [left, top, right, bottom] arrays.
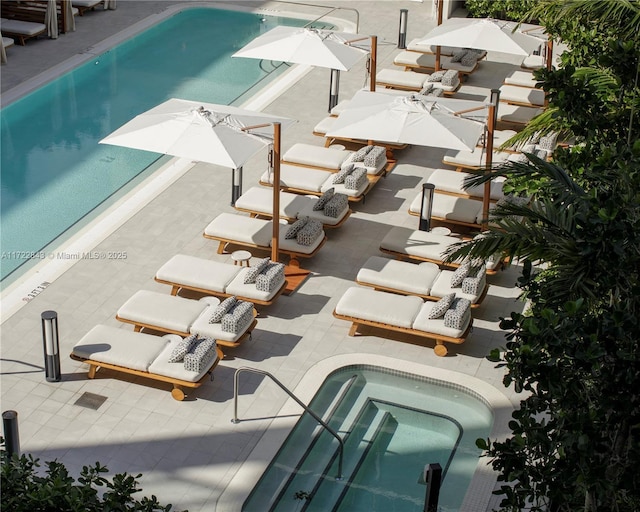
[[497, 108, 570, 151], [573, 67, 621, 90]]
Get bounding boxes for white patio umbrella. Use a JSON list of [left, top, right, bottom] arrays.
[[233, 25, 374, 111], [415, 17, 545, 57], [326, 90, 487, 152], [100, 98, 295, 261]]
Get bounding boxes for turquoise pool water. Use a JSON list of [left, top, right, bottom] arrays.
[[243, 366, 494, 512], [0, 7, 314, 285]]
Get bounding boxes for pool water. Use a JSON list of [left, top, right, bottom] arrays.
[[243, 366, 494, 512], [0, 7, 315, 284]]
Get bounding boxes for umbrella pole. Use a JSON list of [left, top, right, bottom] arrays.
[[272, 122, 281, 263], [370, 35, 377, 91], [483, 89, 500, 230], [329, 69, 340, 112], [435, 0, 443, 71]]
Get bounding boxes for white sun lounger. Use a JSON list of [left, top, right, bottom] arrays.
[[203, 213, 327, 263], [282, 143, 354, 170], [521, 54, 545, 70], [499, 84, 546, 107], [427, 168, 506, 201], [70, 324, 224, 401], [379, 225, 505, 273], [503, 70, 538, 88], [376, 68, 460, 95], [155, 254, 287, 306], [259, 163, 372, 202], [333, 286, 473, 356], [0, 18, 46, 45], [356, 256, 487, 306], [392, 51, 479, 76], [72, 0, 104, 15], [116, 290, 257, 348], [234, 186, 351, 228], [442, 149, 510, 171]]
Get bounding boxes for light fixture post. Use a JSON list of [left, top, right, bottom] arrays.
[[2, 410, 20, 458], [419, 183, 435, 231], [329, 69, 340, 112], [398, 9, 408, 49], [231, 166, 243, 206], [41, 310, 61, 382]]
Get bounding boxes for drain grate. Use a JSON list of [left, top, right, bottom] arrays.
[[74, 392, 108, 410]]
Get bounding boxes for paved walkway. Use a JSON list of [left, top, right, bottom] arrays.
[[1, 2, 526, 511]]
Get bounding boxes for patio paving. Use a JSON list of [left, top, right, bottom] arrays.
[[1, 2, 530, 510]]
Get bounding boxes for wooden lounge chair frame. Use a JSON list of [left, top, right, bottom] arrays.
[[70, 347, 223, 401], [332, 309, 472, 357]]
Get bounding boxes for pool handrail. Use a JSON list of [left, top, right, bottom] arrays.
[[232, 366, 344, 480]]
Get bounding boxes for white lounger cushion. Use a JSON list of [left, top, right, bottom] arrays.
[[393, 51, 478, 74], [335, 286, 423, 329], [521, 54, 545, 70], [189, 308, 254, 343], [496, 103, 543, 125], [156, 255, 241, 293], [225, 267, 285, 302], [117, 290, 218, 333], [409, 192, 487, 224], [205, 213, 274, 246], [357, 256, 441, 295], [147, 335, 217, 382], [503, 70, 538, 88], [73, 325, 174, 372], [443, 149, 510, 169], [413, 301, 469, 338], [499, 84, 546, 106], [282, 143, 353, 170], [0, 18, 46, 35], [320, 174, 369, 198], [236, 186, 348, 226], [427, 169, 506, 201], [430, 270, 485, 304], [377, 68, 459, 92], [278, 227, 325, 254], [313, 116, 337, 136], [261, 164, 332, 193]]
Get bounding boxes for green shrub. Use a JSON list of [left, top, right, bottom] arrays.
[[1, 438, 182, 512], [465, 0, 537, 21]]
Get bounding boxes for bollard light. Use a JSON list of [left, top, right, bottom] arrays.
[[419, 183, 435, 231], [2, 410, 20, 458], [423, 462, 442, 512], [41, 310, 61, 382], [328, 69, 340, 113], [231, 166, 243, 206], [398, 9, 409, 49]]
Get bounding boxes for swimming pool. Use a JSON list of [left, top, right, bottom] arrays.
[[0, 7, 318, 285], [241, 365, 494, 512]]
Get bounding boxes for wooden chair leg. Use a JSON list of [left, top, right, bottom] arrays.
[[217, 242, 225, 254], [171, 386, 186, 401], [88, 365, 97, 379], [348, 323, 359, 336]]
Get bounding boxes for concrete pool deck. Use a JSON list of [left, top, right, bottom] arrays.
[[1, 2, 529, 510]]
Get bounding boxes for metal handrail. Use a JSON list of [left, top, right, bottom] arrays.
[[232, 366, 344, 480], [274, 1, 360, 32]]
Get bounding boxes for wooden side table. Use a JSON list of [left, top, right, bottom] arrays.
[[231, 250, 252, 267]]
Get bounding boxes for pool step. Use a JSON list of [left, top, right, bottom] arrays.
[[303, 407, 399, 512], [249, 374, 366, 511], [268, 399, 382, 512]]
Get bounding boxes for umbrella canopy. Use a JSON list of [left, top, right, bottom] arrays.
[[100, 98, 294, 169], [232, 25, 369, 71], [326, 90, 487, 152], [415, 17, 545, 56]]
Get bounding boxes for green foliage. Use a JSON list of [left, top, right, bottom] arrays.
[[0, 440, 181, 512], [464, 0, 537, 21]]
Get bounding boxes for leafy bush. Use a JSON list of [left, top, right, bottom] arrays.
[[1, 439, 182, 512], [465, 0, 537, 21]]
